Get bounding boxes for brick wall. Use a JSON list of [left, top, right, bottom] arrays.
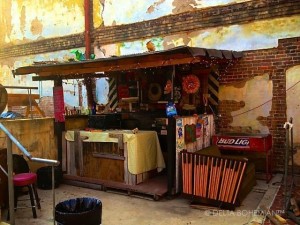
[[0, 0, 299, 170], [0, 33, 85, 59], [0, 0, 299, 59], [218, 37, 300, 170], [93, 0, 300, 46]]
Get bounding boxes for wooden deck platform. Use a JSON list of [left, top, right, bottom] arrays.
[[63, 174, 168, 201]]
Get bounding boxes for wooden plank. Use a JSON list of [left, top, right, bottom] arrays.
[[63, 173, 168, 198], [124, 143, 129, 184], [218, 159, 227, 201], [92, 153, 125, 160], [232, 162, 247, 204], [136, 173, 143, 184], [109, 133, 124, 149], [66, 140, 76, 175], [7, 93, 39, 106], [203, 157, 209, 198], [62, 132, 67, 172], [189, 153, 193, 194], [74, 131, 80, 175], [221, 161, 231, 202], [225, 161, 235, 203], [78, 133, 84, 176], [228, 161, 241, 203], [214, 158, 222, 199], [82, 141, 125, 182], [193, 155, 197, 196]]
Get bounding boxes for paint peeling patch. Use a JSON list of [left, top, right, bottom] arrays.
[[93, 0, 104, 28], [112, 37, 164, 56], [147, 0, 165, 14], [187, 15, 300, 51], [219, 74, 272, 133], [4, 0, 85, 44], [163, 33, 192, 50], [31, 17, 43, 35], [286, 65, 300, 144], [257, 116, 269, 128], [20, 5, 26, 36], [172, 0, 197, 14], [102, 0, 173, 26], [172, 0, 250, 14], [0, 1, 13, 45]]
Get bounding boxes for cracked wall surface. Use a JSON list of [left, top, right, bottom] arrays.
[[219, 74, 273, 134], [0, 0, 85, 45], [286, 65, 300, 145]]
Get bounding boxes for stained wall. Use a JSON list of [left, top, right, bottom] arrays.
[[0, 0, 299, 169]]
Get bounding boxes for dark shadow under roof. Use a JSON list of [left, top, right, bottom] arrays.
[[12, 46, 243, 81]]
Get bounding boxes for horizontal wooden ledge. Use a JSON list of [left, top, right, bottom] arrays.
[[92, 152, 125, 160]]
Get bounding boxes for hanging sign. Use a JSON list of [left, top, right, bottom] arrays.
[[176, 118, 184, 151], [53, 86, 65, 122], [184, 124, 196, 143], [182, 74, 200, 94]]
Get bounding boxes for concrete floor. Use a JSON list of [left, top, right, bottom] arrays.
[[1, 174, 282, 225]]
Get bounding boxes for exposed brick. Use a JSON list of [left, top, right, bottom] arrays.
[[219, 37, 300, 171], [0, 0, 299, 59]]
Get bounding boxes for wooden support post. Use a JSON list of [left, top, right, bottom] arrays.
[[53, 79, 65, 167]]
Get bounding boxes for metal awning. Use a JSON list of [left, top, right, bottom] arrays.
[[12, 46, 243, 81]]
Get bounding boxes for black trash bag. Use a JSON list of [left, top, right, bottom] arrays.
[[37, 166, 62, 189], [55, 197, 102, 225]]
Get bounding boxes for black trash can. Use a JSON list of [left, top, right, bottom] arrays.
[[37, 166, 62, 189], [55, 197, 102, 225]]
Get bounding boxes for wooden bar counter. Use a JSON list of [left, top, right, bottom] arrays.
[[63, 130, 166, 186]]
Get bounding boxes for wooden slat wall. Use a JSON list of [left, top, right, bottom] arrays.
[[62, 132, 151, 185], [181, 151, 247, 206], [175, 114, 215, 193]]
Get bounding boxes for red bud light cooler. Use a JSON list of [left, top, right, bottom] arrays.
[[212, 133, 273, 182]]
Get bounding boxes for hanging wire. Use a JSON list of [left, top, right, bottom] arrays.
[[232, 79, 300, 118]]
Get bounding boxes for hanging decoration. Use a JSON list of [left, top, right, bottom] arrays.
[[148, 83, 162, 101], [71, 49, 95, 61], [146, 41, 156, 52], [182, 74, 200, 94], [164, 79, 172, 94]]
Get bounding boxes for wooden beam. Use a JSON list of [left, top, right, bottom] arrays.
[[1, 86, 38, 90], [32, 73, 106, 81], [30, 57, 202, 77]]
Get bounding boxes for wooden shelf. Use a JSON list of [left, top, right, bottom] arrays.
[[92, 152, 125, 160]]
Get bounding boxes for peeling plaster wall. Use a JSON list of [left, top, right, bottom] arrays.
[[0, 0, 85, 45], [93, 0, 104, 28], [101, 0, 250, 26], [286, 65, 300, 145], [1, 48, 87, 108], [219, 74, 273, 134], [0, 0, 299, 115], [98, 15, 300, 56]]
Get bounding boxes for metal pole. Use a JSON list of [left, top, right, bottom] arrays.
[[284, 123, 290, 213], [289, 117, 294, 185], [52, 166, 56, 225], [7, 138, 15, 225], [171, 65, 175, 100], [28, 89, 33, 120]]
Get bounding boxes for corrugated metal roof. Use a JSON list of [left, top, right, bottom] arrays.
[[12, 46, 243, 80]]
